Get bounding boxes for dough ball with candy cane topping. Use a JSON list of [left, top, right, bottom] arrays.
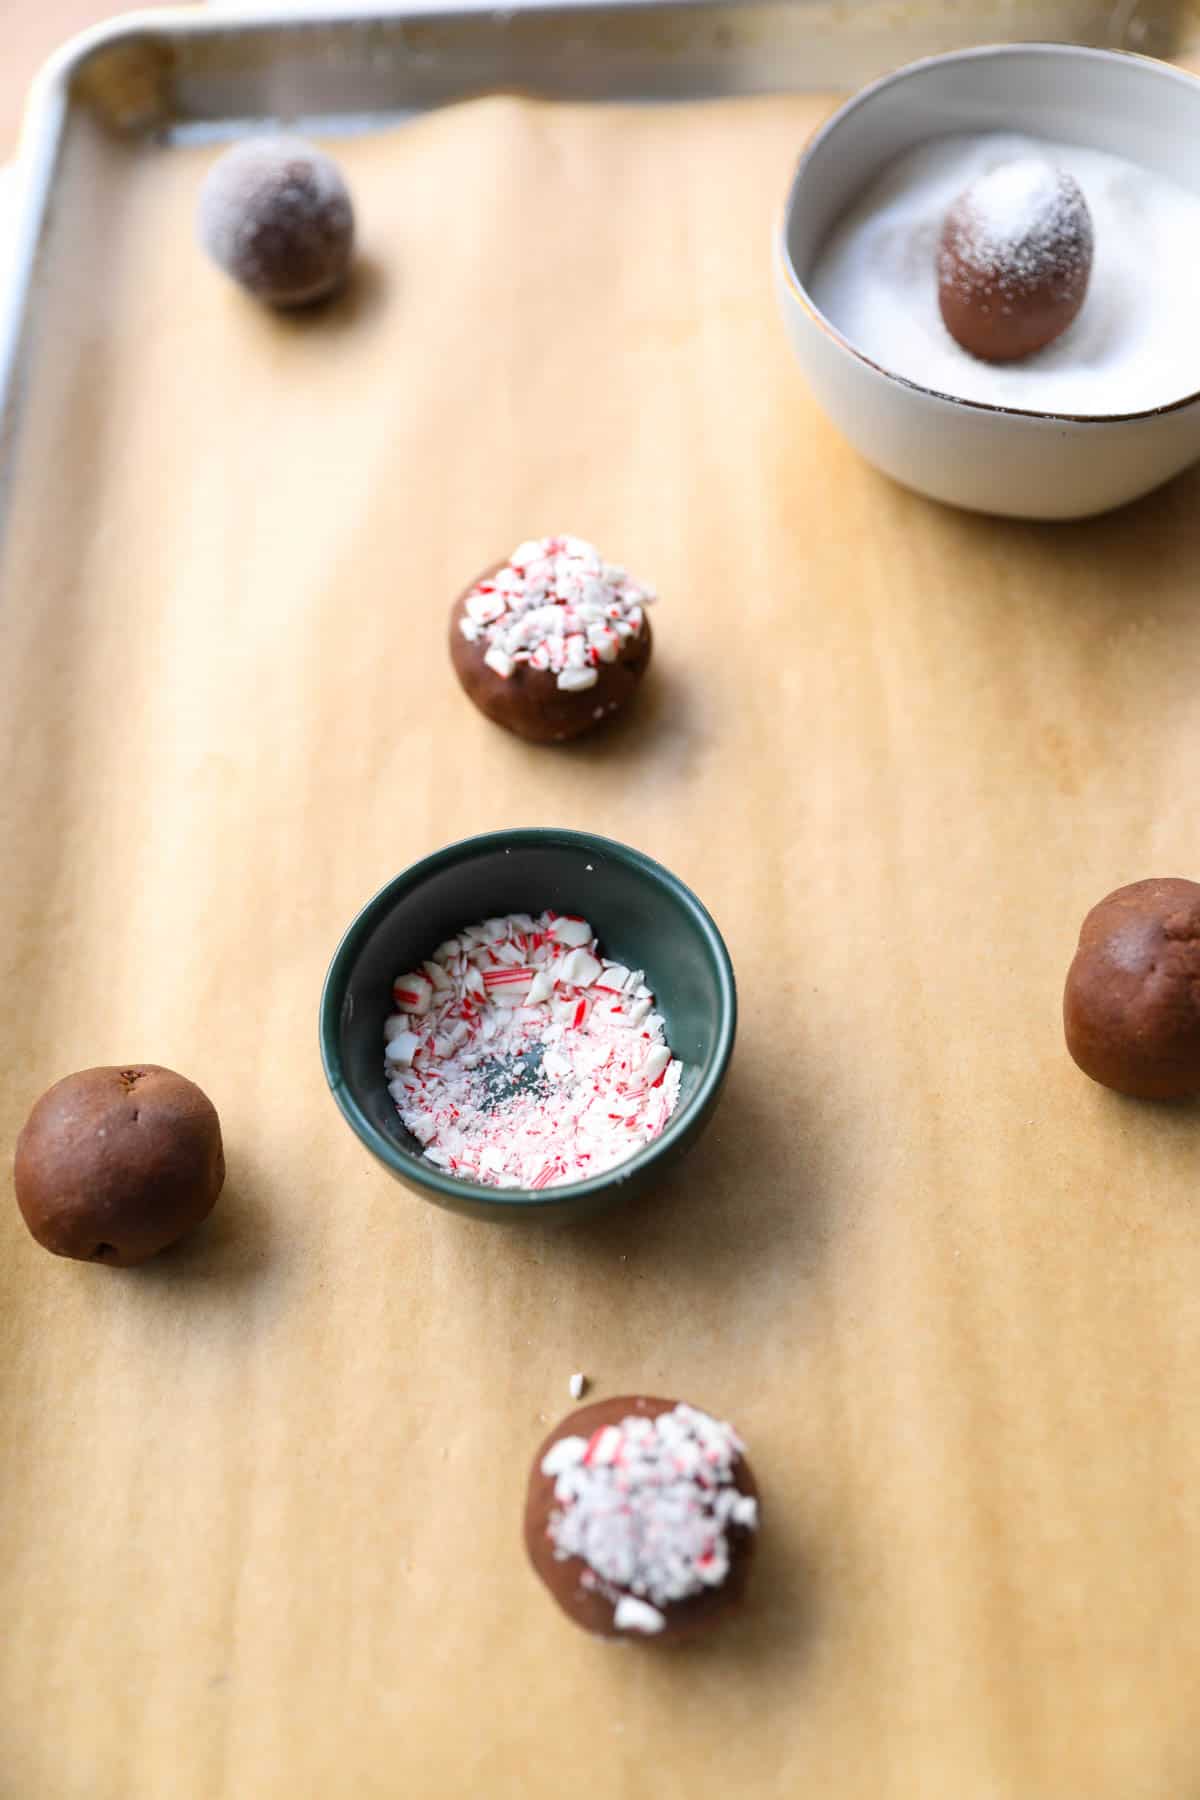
[[525, 1394, 760, 1642], [450, 536, 654, 744]]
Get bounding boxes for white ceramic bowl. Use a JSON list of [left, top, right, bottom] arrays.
[[776, 44, 1200, 520]]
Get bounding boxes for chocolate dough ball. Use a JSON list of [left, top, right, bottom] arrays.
[[525, 1394, 759, 1642], [1064, 879, 1200, 1100], [938, 160, 1094, 364], [451, 536, 654, 745], [13, 1065, 225, 1265], [198, 136, 354, 307]]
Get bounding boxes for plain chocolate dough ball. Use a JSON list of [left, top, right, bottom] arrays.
[[525, 1394, 759, 1643], [938, 159, 1094, 364], [450, 555, 653, 746], [1063, 879, 1200, 1100], [198, 136, 355, 307], [13, 1065, 225, 1265]]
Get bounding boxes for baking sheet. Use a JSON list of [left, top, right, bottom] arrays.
[[63, 0, 1191, 141], [4, 67, 1200, 1800]]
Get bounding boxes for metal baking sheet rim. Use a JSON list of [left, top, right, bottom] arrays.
[[0, 0, 1186, 478]]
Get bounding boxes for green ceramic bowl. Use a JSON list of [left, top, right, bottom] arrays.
[[319, 828, 737, 1222]]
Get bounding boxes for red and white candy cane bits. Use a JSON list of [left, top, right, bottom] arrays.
[[384, 910, 681, 1190]]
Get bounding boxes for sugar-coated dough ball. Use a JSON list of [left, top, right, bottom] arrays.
[[198, 136, 354, 307], [938, 160, 1094, 364], [1064, 879, 1200, 1099], [525, 1394, 759, 1642], [450, 536, 654, 745], [13, 1065, 225, 1265]]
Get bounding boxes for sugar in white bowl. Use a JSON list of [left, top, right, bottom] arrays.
[[775, 44, 1200, 518], [809, 132, 1200, 416]]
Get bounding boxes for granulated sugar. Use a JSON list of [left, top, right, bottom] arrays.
[[808, 132, 1200, 414], [384, 911, 681, 1189]]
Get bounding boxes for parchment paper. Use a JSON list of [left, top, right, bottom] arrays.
[[3, 92, 1200, 1800]]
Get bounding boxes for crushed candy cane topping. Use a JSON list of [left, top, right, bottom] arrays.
[[613, 1596, 666, 1634], [541, 1404, 758, 1624], [458, 536, 654, 694], [384, 910, 681, 1189]]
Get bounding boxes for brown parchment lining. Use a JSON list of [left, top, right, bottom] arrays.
[[3, 92, 1200, 1800]]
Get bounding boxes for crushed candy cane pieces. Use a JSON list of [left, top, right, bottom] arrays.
[[542, 1403, 758, 1626], [459, 537, 654, 692], [383, 911, 682, 1190], [613, 1597, 666, 1634]]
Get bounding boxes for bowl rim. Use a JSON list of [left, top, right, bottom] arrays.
[[318, 826, 738, 1211], [779, 40, 1200, 426]]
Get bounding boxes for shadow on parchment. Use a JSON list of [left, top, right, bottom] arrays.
[[666, 1509, 820, 1676], [127, 1151, 280, 1303], [556, 660, 709, 782], [1092, 1082, 1200, 1156], [932, 457, 1200, 629], [265, 251, 392, 336], [524, 1052, 843, 1292]]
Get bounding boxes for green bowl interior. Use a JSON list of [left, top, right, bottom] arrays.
[[321, 831, 735, 1206]]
